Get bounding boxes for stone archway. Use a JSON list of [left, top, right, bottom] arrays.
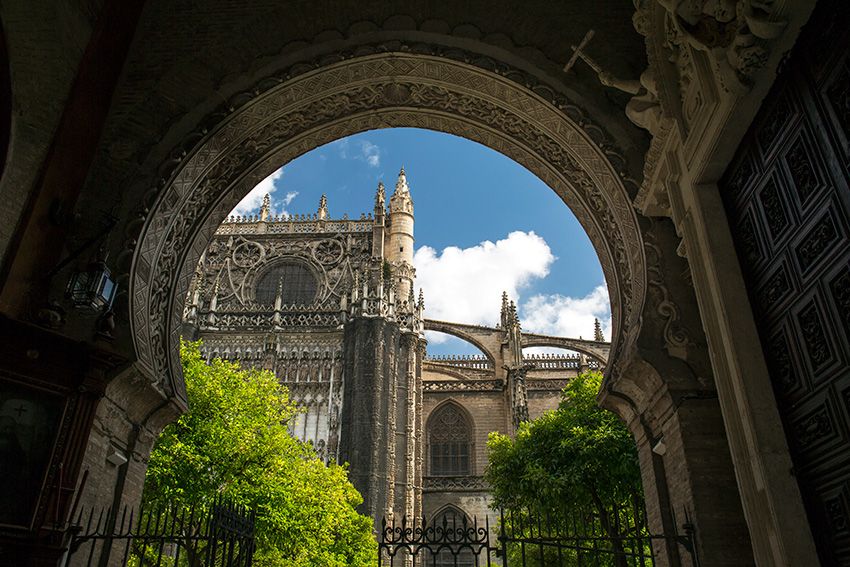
[[129, 52, 647, 408], [115, 46, 753, 567]]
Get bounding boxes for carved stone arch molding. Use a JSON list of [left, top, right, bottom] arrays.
[[130, 52, 647, 404]]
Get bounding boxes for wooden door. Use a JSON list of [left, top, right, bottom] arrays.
[[720, 1, 850, 562]]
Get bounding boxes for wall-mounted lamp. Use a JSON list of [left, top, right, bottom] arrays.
[[65, 249, 117, 311], [651, 438, 667, 456]]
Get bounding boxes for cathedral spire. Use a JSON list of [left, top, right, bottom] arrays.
[[500, 291, 510, 328], [260, 193, 271, 221], [317, 194, 328, 220], [375, 182, 386, 210], [594, 317, 604, 342], [395, 166, 410, 195], [387, 165, 415, 300]]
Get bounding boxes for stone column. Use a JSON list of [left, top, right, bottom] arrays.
[[340, 315, 412, 528], [600, 219, 755, 567]]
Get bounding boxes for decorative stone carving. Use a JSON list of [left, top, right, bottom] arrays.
[[643, 226, 696, 362], [423, 476, 489, 492], [656, 0, 785, 91], [423, 379, 504, 393]]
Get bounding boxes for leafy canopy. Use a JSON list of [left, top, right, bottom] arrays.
[[142, 340, 375, 567], [486, 372, 644, 567], [486, 371, 641, 510]]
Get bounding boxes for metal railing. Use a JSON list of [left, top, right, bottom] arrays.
[[65, 497, 255, 567], [379, 498, 699, 567]]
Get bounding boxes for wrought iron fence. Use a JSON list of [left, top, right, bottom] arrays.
[[497, 499, 698, 567], [379, 511, 495, 566], [64, 496, 255, 567], [379, 499, 699, 567]]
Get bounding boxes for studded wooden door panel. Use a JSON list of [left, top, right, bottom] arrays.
[[720, 2, 850, 563]]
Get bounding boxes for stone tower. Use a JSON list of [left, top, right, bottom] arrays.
[[339, 168, 425, 526], [386, 167, 415, 302]]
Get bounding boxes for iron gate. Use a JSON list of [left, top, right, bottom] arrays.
[[64, 497, 255, 567], [379, 501, 699, 567]]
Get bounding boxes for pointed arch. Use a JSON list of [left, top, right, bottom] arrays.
[[428, 504, 477, 567], [427, 400, 474, 477], [430, 503, 472, 525]]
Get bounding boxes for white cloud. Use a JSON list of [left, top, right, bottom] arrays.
[[520, 284, 611, 341], [280, 191, 298, 209], [230, 167, 298, 217], [333, 138, 381, 168], [415, 231, 555, 329], [414, 231, 611, 348], [360, 140, 381, 167]]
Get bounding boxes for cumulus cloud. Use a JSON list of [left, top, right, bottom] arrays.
[[520, 284, 612, 341], [230, 167, 298, 217], [415, 231, 555, 340], [279, 191, 298, 209], [334, 138, 381, 168], [415, 231, 611, 347]]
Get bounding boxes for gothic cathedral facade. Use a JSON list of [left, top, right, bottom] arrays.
[[181, 168, 607, 528]]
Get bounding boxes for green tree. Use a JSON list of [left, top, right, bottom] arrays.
[[486, 371, 643, 567], [140, 340, 375, 567]]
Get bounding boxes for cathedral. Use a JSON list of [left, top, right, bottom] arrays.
[[182, 168, 607, 525], [0, 0, 846, 565]]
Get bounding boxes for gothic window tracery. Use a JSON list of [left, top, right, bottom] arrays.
[[428, 402, 472, 477], [255, 262, 317, 305]]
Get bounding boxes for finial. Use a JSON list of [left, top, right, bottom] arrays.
[[260, 193, 271, 221], [418, 288, 425, 308], [500, 291, 510, 327], [594, 318, 604, 342], [317, 194, 328, 220], [395, 165, 410, 195]]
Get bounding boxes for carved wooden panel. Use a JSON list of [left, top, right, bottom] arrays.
[[720, 3, 850, 562]]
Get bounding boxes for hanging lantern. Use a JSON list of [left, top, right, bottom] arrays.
[[66, 255, 117, 311]]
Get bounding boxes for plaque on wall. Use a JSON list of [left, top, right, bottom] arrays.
[[0, 381, 64, 528]]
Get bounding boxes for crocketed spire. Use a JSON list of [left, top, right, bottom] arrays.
[[317, 194, 328, 220], [395, 166, 410, 195]]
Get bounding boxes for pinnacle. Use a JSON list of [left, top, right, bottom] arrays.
[[375, 181, 386, 207], [593, 317, 604, 342], [395, 165, 410, 195], [317, 194, 328, 219], [260, 193, 271, 220]]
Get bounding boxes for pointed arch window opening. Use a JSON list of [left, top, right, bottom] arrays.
[[428, 403, 472, 477]]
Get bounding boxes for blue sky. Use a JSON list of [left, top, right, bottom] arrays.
[[231, 128, 611, 355]]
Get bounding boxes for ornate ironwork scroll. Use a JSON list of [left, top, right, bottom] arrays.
[[379, 513, 494, 567]]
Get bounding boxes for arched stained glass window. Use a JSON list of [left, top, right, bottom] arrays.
[[428, 402, 471, 476], [255, 262, 317, 305]]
